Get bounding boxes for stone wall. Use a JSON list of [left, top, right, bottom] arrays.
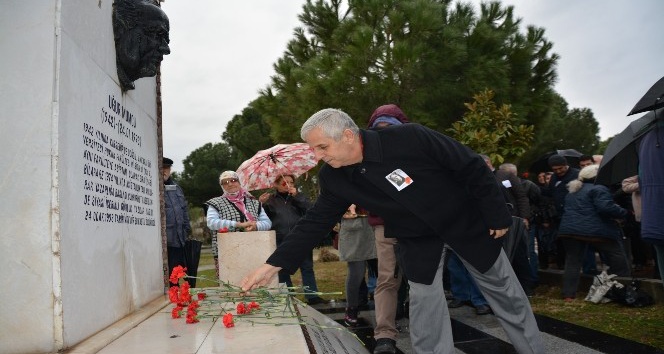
[[0, 1, 164, 352]]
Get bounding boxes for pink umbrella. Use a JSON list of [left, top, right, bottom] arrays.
[[236, 143, 319, 191]]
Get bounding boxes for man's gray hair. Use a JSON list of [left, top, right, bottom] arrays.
[[301, 108, 359, 141], [499, 163, 518, 176]]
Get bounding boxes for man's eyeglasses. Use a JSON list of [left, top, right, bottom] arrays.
[[221, 178, 239, 185]]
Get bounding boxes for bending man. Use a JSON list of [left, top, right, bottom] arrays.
[[241, 108, 544, 354]]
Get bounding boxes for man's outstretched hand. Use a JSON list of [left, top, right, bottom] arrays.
[[240, 264, 282, 291], [489, 228, 509, 239]]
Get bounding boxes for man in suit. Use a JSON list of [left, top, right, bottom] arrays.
[[241, 108, 544, 354]]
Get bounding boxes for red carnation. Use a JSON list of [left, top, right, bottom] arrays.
[[171, 306, 183, 319], [236, 302, 247, 315], [188, 300, 200, 311], [222, 313, 234, 328], [169, 265, 188, 284], [168, 286, 179, 303], [179, 281, 192, 304], [186, 312, 199, 324]]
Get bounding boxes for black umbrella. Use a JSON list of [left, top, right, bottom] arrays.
[[529, 149, 583, 173], [628, 76, 664, 116], [184, 239, 203, 287], [596, 108, 663, 186]]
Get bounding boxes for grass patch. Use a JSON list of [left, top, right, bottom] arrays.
[[194, 269, 219, 288], [530, 284, 664, 348]]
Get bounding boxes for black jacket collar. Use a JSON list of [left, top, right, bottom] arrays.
[[340, 129, 383, 180]]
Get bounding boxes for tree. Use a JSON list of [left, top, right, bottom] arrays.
[[177, 142, 238, 207], [222, 105, 274, 161], [558, 108, 601, 154], [519, 93, 601, 172], [254, 0, 559, 141], [447, 89, 534, 164], [597, 137, 612, 156]]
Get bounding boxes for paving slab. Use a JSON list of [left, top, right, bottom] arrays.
[[314, 300, 664, 354]]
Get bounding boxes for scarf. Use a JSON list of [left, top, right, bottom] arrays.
[[223, 187, 256, 221]]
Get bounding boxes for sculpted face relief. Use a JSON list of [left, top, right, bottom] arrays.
[[113, 0, 170, 91]]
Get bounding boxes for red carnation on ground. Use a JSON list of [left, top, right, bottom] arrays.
[[222, 313, 234, 328], [188, 300, 200, 311], [179, 282, 192, 304], [186, 311, 199, 324], [169, 265, 188, 284], [236, 302, 247, 315], [168, 286, 179, 303], [171, 306, 183, 319]]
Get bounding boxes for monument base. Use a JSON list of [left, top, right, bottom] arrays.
[[71, 296, 368, 354], [217, 230, 279, 288]]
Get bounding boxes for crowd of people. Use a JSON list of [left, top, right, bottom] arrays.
[[162, 104, 662, 354]]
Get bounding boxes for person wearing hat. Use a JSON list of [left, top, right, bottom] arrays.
[[543, 154, 580, 269], [163, 157, 192, 287], [205, 170, 272, 278]]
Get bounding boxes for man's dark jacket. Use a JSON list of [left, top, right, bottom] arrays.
[[494, 169, 531, 219], [164, 178, 191, 247], [545, 168, 580, 219], [266, 124, 512, 284]]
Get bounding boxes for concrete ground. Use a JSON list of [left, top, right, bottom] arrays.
[[68, 294, 663, 354]]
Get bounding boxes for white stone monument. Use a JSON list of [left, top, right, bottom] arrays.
[[0, 1, 165, 352], [217, 231, 279, 288]]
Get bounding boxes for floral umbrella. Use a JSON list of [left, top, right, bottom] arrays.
[[236, 143, 319, 191]]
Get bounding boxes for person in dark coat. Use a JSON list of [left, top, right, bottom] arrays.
[[544, 154, 580, 269], [258, 174, 327, 305], [241, 108, 544, 354], [638, 120, 664, 287], [558, 165, 630, 300], [545, 154, 580, 218], [493, 161, 535, 296], [163, 157, 192, 287]]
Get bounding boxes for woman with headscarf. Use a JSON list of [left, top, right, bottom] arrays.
[[205, 170, 272, 278], [558, 164, 629, 301]]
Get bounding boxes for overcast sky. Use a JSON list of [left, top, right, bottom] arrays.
[[160, 0, 664, 172]]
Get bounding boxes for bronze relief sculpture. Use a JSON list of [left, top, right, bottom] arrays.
[[112, 0, 170, 91]]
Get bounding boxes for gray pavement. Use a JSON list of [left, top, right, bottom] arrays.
[[196, 246, 663, 354], [317, 300, 662, 354]]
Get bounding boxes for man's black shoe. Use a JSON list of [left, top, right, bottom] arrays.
[[306, 297, 330, 305], [447, 299, 470, 308], [475, 304, 493, 315], [524, 287, 535, 298], [373, 338, 397, 354]]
